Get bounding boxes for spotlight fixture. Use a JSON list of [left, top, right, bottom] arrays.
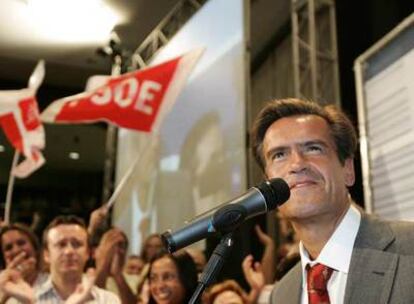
[[96, 30, 122, 58], [69, 152, 80, 160]]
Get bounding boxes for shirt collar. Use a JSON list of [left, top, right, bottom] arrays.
[[36, 277, 58, 300], [36, 274, 98, 300], [299, 204, 361, 283]]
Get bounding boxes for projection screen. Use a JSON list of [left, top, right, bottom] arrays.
[[112, 0, 247, 254]]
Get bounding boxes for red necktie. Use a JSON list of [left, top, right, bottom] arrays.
[[306, 263, 333, 304]]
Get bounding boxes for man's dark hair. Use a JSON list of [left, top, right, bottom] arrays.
[[0, 223, 41, 269], [148, 250, 198, 304], [42, 215, 88, 249], [251, 98, 358, 170]]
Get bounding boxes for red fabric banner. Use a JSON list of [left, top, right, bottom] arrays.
[[0, 61, 46, 178], [41, 49, 203, 132]]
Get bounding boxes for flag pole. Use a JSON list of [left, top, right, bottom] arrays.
[[105, 133, 157, 210], [4, 151, 19, 224], [101, 54, 122, 204], [105, 147, 141, 210]]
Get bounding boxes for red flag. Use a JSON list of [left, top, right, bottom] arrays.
[[0, 61, 46, 178], [41, 49, 203, 132]]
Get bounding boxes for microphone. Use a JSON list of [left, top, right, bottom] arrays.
[[162, 178, 290, 253]]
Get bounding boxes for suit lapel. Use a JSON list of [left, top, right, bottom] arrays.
[[271, 263, 302, 304], [344, 215, 398, 304]]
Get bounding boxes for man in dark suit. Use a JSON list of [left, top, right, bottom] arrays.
[[251, 98, 414, 304]]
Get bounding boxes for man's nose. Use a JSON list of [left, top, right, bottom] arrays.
[[63, 244, 75, 254], [288, 150, 308, 173]]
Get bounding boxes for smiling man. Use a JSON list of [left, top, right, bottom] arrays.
[[251, 98, 414, 304], [36, 215, 120, 303]]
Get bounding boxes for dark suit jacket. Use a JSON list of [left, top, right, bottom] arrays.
[[270, 214, 414, 303]]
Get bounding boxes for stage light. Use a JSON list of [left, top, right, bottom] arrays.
[[26, 0, 122, 44], [0, 145, 5, 152], [69, 151, 80, 160]]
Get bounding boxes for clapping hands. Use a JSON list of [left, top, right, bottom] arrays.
[[0, 269, 35, 304]]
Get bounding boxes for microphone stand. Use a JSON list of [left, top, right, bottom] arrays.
[[189, 232, 235, 304]]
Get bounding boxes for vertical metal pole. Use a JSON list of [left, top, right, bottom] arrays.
[[308, 0, 318, 100], [291, 0, 301, 98], [329, 1, 341, 106], [244, 0, 251, 189], [354, 60, 372, 213], [101, 55, 121, 204]]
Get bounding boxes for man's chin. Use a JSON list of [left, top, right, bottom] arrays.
[[59, 266, 83, 276], [279, 201, 324, 219]]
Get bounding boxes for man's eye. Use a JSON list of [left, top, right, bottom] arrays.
[[71, 241, 82, 248], [56, 242, 66, 249], [306, 145, 323, 153], [272, 151, 285, 160]]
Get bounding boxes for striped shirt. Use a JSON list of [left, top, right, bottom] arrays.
[[35, 276, 121, 304]]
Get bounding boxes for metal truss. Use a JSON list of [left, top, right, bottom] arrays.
[[131, 0, 207, 69], [291, 0, 341, 105]]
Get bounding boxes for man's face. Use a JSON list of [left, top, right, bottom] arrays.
[[1, 230, 36, 265], [262, 115, 355, 221], [149, 256, 185, 304], [44, 224, 89, 278], [125, 257, 144, 275]]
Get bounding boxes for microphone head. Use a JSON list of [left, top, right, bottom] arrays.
[[161, 230, 175, 253], [256, 178, 290, 210]]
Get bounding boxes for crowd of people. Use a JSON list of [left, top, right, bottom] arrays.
[[2, 97, 412, 303], [0, 209, 296, 304]]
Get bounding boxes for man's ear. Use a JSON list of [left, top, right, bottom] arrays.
[[344, 158, 355, 187], [43, 248, 50, 264], [263, 167, 270, 180]]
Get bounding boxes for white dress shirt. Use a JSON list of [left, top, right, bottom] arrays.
[[299, 204, 361, 304], [35, 275, 121, 304]]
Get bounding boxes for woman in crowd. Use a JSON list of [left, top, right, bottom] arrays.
[[136, 234, 165, 296], [141, 234, 164, 263], [0, 223, 48, 299], [146, 251, 198, 304]]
